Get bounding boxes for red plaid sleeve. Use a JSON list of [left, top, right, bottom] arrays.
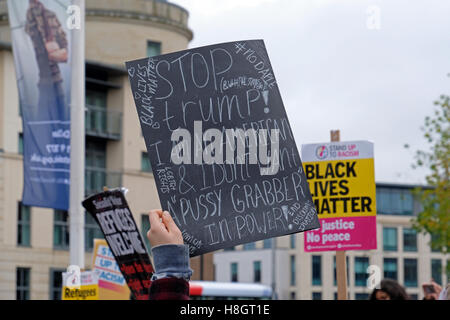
[[149, 277, 190, 300]]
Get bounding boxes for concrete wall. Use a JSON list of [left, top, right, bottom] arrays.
[[214, 247, 289, 299], [85, 20, 190, 66], [0, 51, 20, 153]]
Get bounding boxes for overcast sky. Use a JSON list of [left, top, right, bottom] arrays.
[[171, 0, 450, 185]]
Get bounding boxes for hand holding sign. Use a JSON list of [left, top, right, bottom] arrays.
[[148, 210, 183, 247]]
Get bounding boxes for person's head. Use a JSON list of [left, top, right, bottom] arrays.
[[370, 279, 410, 300]]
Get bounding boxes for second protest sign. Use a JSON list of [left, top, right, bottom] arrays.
[[302, 141, 377, 252], [82, 189, 154, 300]]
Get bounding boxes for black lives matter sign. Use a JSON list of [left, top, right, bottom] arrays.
[[82, 189, 153, 300], [126, 40, 320, 256]]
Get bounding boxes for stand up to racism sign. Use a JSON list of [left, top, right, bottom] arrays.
[[126, 40, 320, 256], [302, 141, 377, 252]]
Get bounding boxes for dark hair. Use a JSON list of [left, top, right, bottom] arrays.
[[369, 279, 410, 300]]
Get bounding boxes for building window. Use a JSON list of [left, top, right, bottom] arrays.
[[290, 255, 296, 286], [383, 227, 397, 251], [253, 261, 261, 283], [49, 269, 64, 300], [243, 242, 255, 250], [85, 213, 103, 251], [447, 260, 450, 280], [231, 262, 238, 282], [409, 293, 418, 300], [263, 238, 272, 249], [403, 228, 417, 252], [53, 210, 69, 250], [355, 293, 369, 300], [376, 187, 414, 215], [333, 256, 349, 286], [312, 256, 322, 286], [16, 267, 30, 300], [17, 202, 31, 247], [431, 259, 442, 285], [383, 258, 398, 280], [141, 152, 152, 173], [147, 41, 161, 57], [224, 246, 235, 251], [86, 89, 107, 108], [85, 141, 107, 195], [290, 234, 296, 249], [18, 133, 24, 155], [85, 141, 106, 168], [141, 214, 151, 255], [85, 90, 107, 135], [430, 233, 441, 252], [354, 257, 369, 287], [312, 292, 322, 300], [404, 258, 418, 287]]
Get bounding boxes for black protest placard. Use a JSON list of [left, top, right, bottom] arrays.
[[125, 39, 320, 256], [82, 189, 153, 300]]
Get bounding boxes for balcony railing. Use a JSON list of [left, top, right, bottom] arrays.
[[85, 105, 122, 140], [85, 167, 122, 196]]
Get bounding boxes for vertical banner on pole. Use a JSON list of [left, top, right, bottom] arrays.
[[7, 0, 72, 210]]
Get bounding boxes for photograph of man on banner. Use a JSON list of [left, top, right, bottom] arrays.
[[25, 0, 68, 111]]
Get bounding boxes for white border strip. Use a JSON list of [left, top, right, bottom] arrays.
[[301, 140, 374, 162]]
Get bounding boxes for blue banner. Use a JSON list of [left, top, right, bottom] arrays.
[[8, 0, 72, 210]]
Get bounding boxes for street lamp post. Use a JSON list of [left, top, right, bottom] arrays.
[[69, 0, 85, 269]]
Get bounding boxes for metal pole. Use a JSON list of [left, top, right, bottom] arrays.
[[200, 255, 204, 280], [69, 0, 85, 268]]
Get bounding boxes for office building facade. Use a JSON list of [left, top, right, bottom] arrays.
[[0, 0, 200, 300], [214, 183, 449, 300]]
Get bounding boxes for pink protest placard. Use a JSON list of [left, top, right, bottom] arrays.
[[304, 216, 377, 252]]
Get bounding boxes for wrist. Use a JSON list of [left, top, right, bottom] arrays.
[[151, 244, 192, 281]]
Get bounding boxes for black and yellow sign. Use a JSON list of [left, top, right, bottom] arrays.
[[62, 271, 99, 300], [304, 158, 376, 218]]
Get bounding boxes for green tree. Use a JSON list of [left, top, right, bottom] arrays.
[[406, 89, 449, 276]]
